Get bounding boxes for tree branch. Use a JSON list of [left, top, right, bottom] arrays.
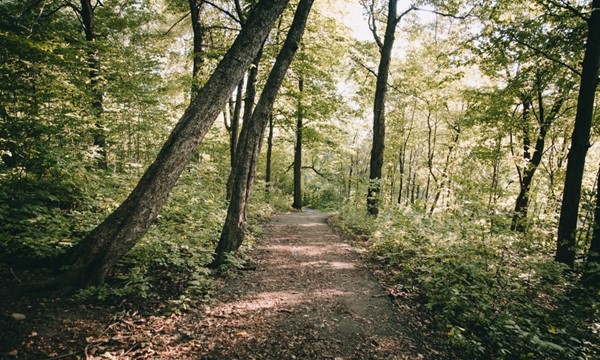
[[163, 10, 192, 36], [365, 0, 383, 48], [395, 6, 416, 25], [302, 165, 332, 181], [350, 55, 377, 78], [544, 0, 588, 21], [234, 0, 244, 25], [204, 0, 241, 24], [507, 32, 582, 77], [413, 4, 477, 21]]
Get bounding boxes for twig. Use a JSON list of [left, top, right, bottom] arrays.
[[10, 267, 21, 284], [163, 10, 192, 36], [49, 350, 83, 360]]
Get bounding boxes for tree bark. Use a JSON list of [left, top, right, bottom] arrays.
[[45, 0, 290, 289], [265, 113, 274, 200], [555, 0, 600, 268], [227, 46, 264, 199], [583, 163, 600, 287], [511, 84, 566, 232], [292, 77, 304, 210], [79, 0, 106, 169], [367, 0, 399, 216], [213, 0, 314, 267], [189, 0, 206, 98], [226, 81, 245, 200]]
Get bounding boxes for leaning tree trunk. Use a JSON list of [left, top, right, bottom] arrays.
[[292, 77, 304, 210], [43, 0, 290, 289], [265, 113, 274, 200], [555, 0, 600, 268], [227, 46, 264, 199], [230, 80, 244, 167], [213, 0, 314, 267]]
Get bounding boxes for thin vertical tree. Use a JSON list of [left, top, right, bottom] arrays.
[[555, 0, 600, 267], [292, 76, 304, 210], [366, 0, 414, 215], [189, 0, 206, 98], [66, 0, 106, 168]]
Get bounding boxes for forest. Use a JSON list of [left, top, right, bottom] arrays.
[[1, 0, 599, 359]]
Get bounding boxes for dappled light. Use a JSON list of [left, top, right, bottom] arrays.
[[1, 0, 599, 358]]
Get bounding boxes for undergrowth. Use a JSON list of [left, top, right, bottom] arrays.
[[1, 157, 288, 311], [331, 203, 600, 360]]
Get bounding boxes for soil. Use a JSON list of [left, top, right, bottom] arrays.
[[1, 209, 452, 359]]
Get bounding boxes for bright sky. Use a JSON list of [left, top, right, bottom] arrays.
[[327, 0, 372, 41]]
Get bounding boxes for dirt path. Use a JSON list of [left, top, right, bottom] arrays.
[[186, 209, 443, 359], [1, 210, 449, 359]]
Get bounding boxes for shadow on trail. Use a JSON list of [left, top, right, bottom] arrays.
[[188, 209, 443, 359]]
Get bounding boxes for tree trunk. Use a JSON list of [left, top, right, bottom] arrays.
[[582, 163, 600, 287], [429, 128, 460, 215], [425, 111, 437, 209], [555, 0, 600, 268], [512, 80, 567, 231], [213, 0, 314, 267], [367, 0, 399, 216], [227, 45, 264, 200], [79, 0, 106, 169], [189, 0, 206, 98], [292, 77, 304, 210], [231, 80, 244, 166], [226, 80, 245, 200], [265, 113, 274, 200], [46, 0, 290, 289]]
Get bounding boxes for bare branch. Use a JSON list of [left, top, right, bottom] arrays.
[[204, 0, 241, 24], [350, 55, 378, 78], [413, 5, 477, 21], [365, 0, 383, 48], [302, 165, 332, 181], [93, 0, 104, 11], [163, 10, 192, 36], [395, 6, 415, 25], [234, 0, 244, 24]]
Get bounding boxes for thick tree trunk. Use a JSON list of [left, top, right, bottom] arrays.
[[265, 113, 274, 200], [292, 77, 304, 210], [367, 0, 399, 216], [555, 0, 600, 268], [46, 0, 290, 289], [213, 0, 314, 267], [189, 0, 206, 98]]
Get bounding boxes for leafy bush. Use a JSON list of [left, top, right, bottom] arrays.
[[333, 203, 600, 359]]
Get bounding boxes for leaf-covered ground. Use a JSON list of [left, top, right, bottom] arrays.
[[1, 210, 452, 359]]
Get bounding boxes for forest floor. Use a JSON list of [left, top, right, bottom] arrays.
[[1, 209, 453, 359]]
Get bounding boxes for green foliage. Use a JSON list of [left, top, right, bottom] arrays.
[[333, 203, 600, 359]]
